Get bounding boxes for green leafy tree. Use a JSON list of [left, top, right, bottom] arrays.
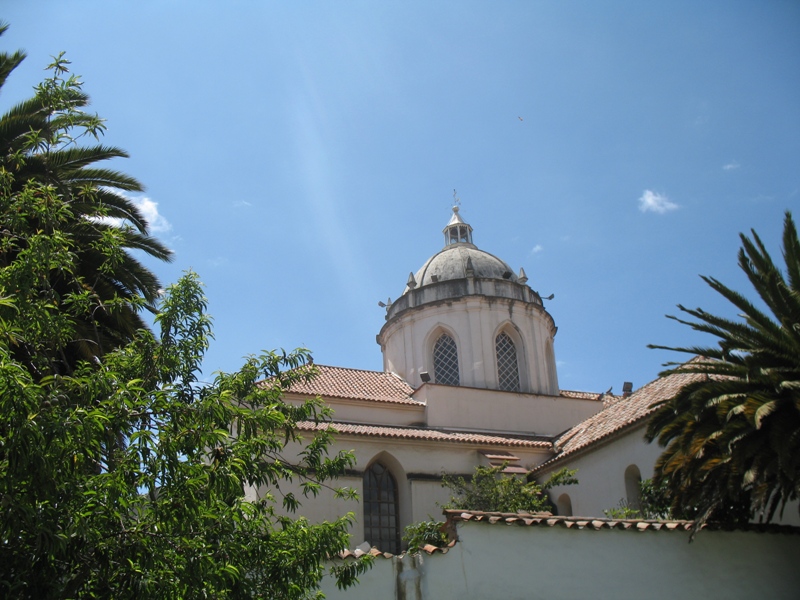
[[442, 464, 578, 514], [0, 261, 370, 597], [0, 26, 370, 598], [402, 518, 449, 553], [604, 478, 673, 520], [646, 211, 800, 527], [0, 25, 172, 374], [404, 466, 578, 552]]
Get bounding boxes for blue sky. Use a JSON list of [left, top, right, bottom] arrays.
[[3, 2, 799, 394]]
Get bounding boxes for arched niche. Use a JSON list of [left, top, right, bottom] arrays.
[[624, 464, 642, 510], [545, 339, 558, 394], [556, 493, 573, 517]]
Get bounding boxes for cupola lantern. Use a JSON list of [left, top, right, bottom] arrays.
[[443, 206, 473, 246]]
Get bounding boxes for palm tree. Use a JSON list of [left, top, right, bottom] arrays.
[[0, 25, 172, 374], [646, 212, 800, 527]]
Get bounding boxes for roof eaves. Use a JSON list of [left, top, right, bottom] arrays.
[[532, 419, 649, 475]]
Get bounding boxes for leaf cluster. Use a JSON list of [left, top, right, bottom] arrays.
[[0, 25, 370, 598], [1, 270, 371, 598], [646, 211, 800, 528], [402, 518, 448, 553], [441, 465, 577, 514], [0, 25, 172, 376], [604, 479, 673, 520]]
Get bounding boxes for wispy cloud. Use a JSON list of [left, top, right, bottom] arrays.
[[91, 194, 172, 233], [722, 161, 740, 171], [638, 190, 678, 214], [208, 257, 228, 268], [529, 244, 543, 255], [132, 196, 172, 233], [233, 200, 252, 208]]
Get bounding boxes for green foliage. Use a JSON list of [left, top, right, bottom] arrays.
[[604, 479, 673, 520], [0, 26, 172, 375], [0, 268, 371, 598], [0, 259, 373, 597], [402, 466, 578, 553], [646, 211, 800, 527], [442, 465, 577, 514], [402, 519, 448, 553], [0, 25, 370, 598]]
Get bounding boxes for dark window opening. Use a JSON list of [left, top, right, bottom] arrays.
[[363, 462, 400, 553]]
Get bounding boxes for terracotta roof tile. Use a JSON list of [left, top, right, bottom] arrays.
[[335, 511, 800, 557], [443, 510, 800, 534], [296, 421, 552, 448], [283, 364, 416, 404], [558, 389, 609, 401], [534, 369, 707, 473], [334, 539, 457, 560]]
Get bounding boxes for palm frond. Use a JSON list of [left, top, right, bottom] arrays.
[[647, 212, 800, 527]]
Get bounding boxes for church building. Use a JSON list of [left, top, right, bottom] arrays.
[[268, 206, 701, 553]]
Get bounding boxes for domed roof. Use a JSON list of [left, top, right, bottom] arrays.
[[402, 206, 526, 295], [405, 245, 517, 293]]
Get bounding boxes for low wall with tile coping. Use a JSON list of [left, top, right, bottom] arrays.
[[319, 512, 800, 600]]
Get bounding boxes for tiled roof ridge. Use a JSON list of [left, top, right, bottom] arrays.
[[296, 420, 553, 448], [443, 510, 800, 534], [279, 363, 416, 404], [533, 368, 707, 474], [310, 363, 394, 376], [559, 388, 619, 401]]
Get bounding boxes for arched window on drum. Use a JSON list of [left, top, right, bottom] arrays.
[[496, 332, 520, 392], [433, 333, 460, 386]]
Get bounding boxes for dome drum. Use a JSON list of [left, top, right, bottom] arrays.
[[384, 276, 543, 323], [377, 206, 559, 395]]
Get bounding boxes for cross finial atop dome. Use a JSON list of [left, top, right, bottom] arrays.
[[443, 199, 474, 247]]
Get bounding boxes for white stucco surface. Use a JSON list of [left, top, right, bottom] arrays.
[[416, 383, 602, 436], [320, 519, 800, 600], [258, 434, 549, 548], [379, 295, 559, 394], [542, 424, 665, 517]]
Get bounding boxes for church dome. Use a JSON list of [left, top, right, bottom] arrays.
[[405, 245, 517, 294], [401, 205, 527, 294], [377, 203, 557, 394]]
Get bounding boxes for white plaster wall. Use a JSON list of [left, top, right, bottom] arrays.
[[409, 479, 452, 523], [542, 425, 664, 517], [416, 384, 602, 436], [284, 394, 426, 427], [540, 427, 800, 526], [258, 435, 551, 548], [379, 295, 558, 395], [320, 522, 800, 600]]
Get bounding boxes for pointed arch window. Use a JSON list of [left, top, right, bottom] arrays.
[[433, 333, 460, 386], [363, 463, 400, 553], [496, 332, 520, 392]]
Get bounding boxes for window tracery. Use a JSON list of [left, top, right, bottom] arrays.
[[433, 333, 460, 386], [363, 462, 400, 553], [496, 332, 520, 392]]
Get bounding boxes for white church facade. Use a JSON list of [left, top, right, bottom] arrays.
[[261, 206, 710, 553]]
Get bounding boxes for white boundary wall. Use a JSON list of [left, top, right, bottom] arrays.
[[320, 519, 800, 600]]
